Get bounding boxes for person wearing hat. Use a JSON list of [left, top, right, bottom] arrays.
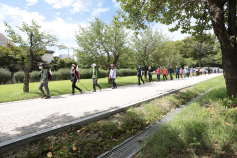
[[38, 63, 50, 99], [175, 66, 180, 79], [92, 63, 101, 92], [148, 66, 153, 82], [109, 64, 117, 89], [137, 65, 145, 85], [70, 64, 82, 95]]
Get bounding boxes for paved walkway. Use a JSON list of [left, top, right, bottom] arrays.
[[0, 74, 222, 143]]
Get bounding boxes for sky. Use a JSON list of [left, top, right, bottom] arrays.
[[0, 0, 191, 57]]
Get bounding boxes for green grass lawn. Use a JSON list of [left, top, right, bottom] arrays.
[[137, 75, 237, 158], [0, 74, 178, 103]]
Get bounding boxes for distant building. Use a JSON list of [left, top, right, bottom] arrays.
[[0, 33, 54, 63], [0, 33, 16, 46], [59, 54, 71, 59]]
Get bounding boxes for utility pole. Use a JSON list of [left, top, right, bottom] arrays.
[[68, 47, 69, 59]]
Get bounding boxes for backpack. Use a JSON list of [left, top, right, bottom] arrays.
[[48, 71, 52, 81], [73, 69, 80, 79]]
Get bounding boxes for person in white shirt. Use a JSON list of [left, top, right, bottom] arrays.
[[109, 64, 117, 89], [183, 68, 187, 78]]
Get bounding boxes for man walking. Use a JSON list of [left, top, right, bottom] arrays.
[[137, 65, 145, 85], [186, 66, 190, 78], [38, 63, 50, 99], [175, 66, 179, 79], [169, 67, 174, 80], [148, 66, 153, 82]]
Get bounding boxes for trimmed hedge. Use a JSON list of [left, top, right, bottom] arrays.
[[0, 68, 11, 84], [30, 71, 40, 82], [14, 71, 24, 83], [3, 68, 138, 84]]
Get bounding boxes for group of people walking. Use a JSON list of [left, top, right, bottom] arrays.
[[37, 63, 220, 99]]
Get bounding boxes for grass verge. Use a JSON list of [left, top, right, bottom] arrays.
[[0, 73, 202, 103], [136, 76, 237, 158], [1, 76, 222, 158]]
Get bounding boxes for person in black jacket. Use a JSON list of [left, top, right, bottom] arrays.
[[70, 64, 82, 95], [137, 65, 145, 85], [169, 67, 174, 80], [148, 66, 153, 82]]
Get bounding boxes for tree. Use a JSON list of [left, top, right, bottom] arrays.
[[5, 20, 59, 92], [131, 28, 167, 78], [116, 0, 236, 96], [75, 18, 129, 82], [181, 35, 217, 67]]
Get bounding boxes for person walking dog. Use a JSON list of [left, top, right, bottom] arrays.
[[38, 63, 50, 99], [109, 64, 117, 89], [92, 63, 102, 92], [137, 65, 145, 85], [70, 64, 82, 95], [162, 67, 168, 81], [156, 66, 161, 81]]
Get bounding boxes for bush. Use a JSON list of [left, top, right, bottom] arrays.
[[117, 69, 137, 77], [0, 68, 11, 84], [58, 68, 71, 80], [30, 71, 40, 82], [14, 71, 24, 83]]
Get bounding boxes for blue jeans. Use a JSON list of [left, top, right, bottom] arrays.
[[157, 74, 160, 81], [112, 78, 117, 88]]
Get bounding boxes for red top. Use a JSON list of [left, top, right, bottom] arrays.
[[156, 68, 161, 74]]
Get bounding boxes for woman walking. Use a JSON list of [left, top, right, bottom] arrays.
[[109, 64, 117, 89], [180, 68, 183, 78], [191, 66, 194, 77], [92, 63, 102, 92], [156, 66, 161, 81], [70, 64, 82, 95]]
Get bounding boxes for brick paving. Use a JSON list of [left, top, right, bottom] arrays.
[[0, 74, 222, 143]]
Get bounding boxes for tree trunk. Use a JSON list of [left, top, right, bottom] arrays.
[[208, 0, 236, 96], [23, 70, 30, 92], [198, 58, 201, 68], [144, 66, 148, 79]]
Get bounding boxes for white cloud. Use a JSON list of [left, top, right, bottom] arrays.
[[55, 12, 60, 15], [70, 0, 90, 14], [91, 7, 110, 17], [0, 4, 87, 54], [44, 0, 74, 9], [112, 0, 120, 8], [97, 2, 102, 7], [26, 0, 38, 6]]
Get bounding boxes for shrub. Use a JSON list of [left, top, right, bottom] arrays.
[[14, 71, 24, 83], [52, 71, 60, 81], [58, 68, 71, 80], [30, 71, 40, 82], [0, 68, 11, 84], [117, 69, 137, 77]]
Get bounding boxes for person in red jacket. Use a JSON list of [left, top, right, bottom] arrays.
[[156, 66, 161, 81]]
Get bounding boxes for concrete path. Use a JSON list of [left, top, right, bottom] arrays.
[[0, 74, 222, 143]]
